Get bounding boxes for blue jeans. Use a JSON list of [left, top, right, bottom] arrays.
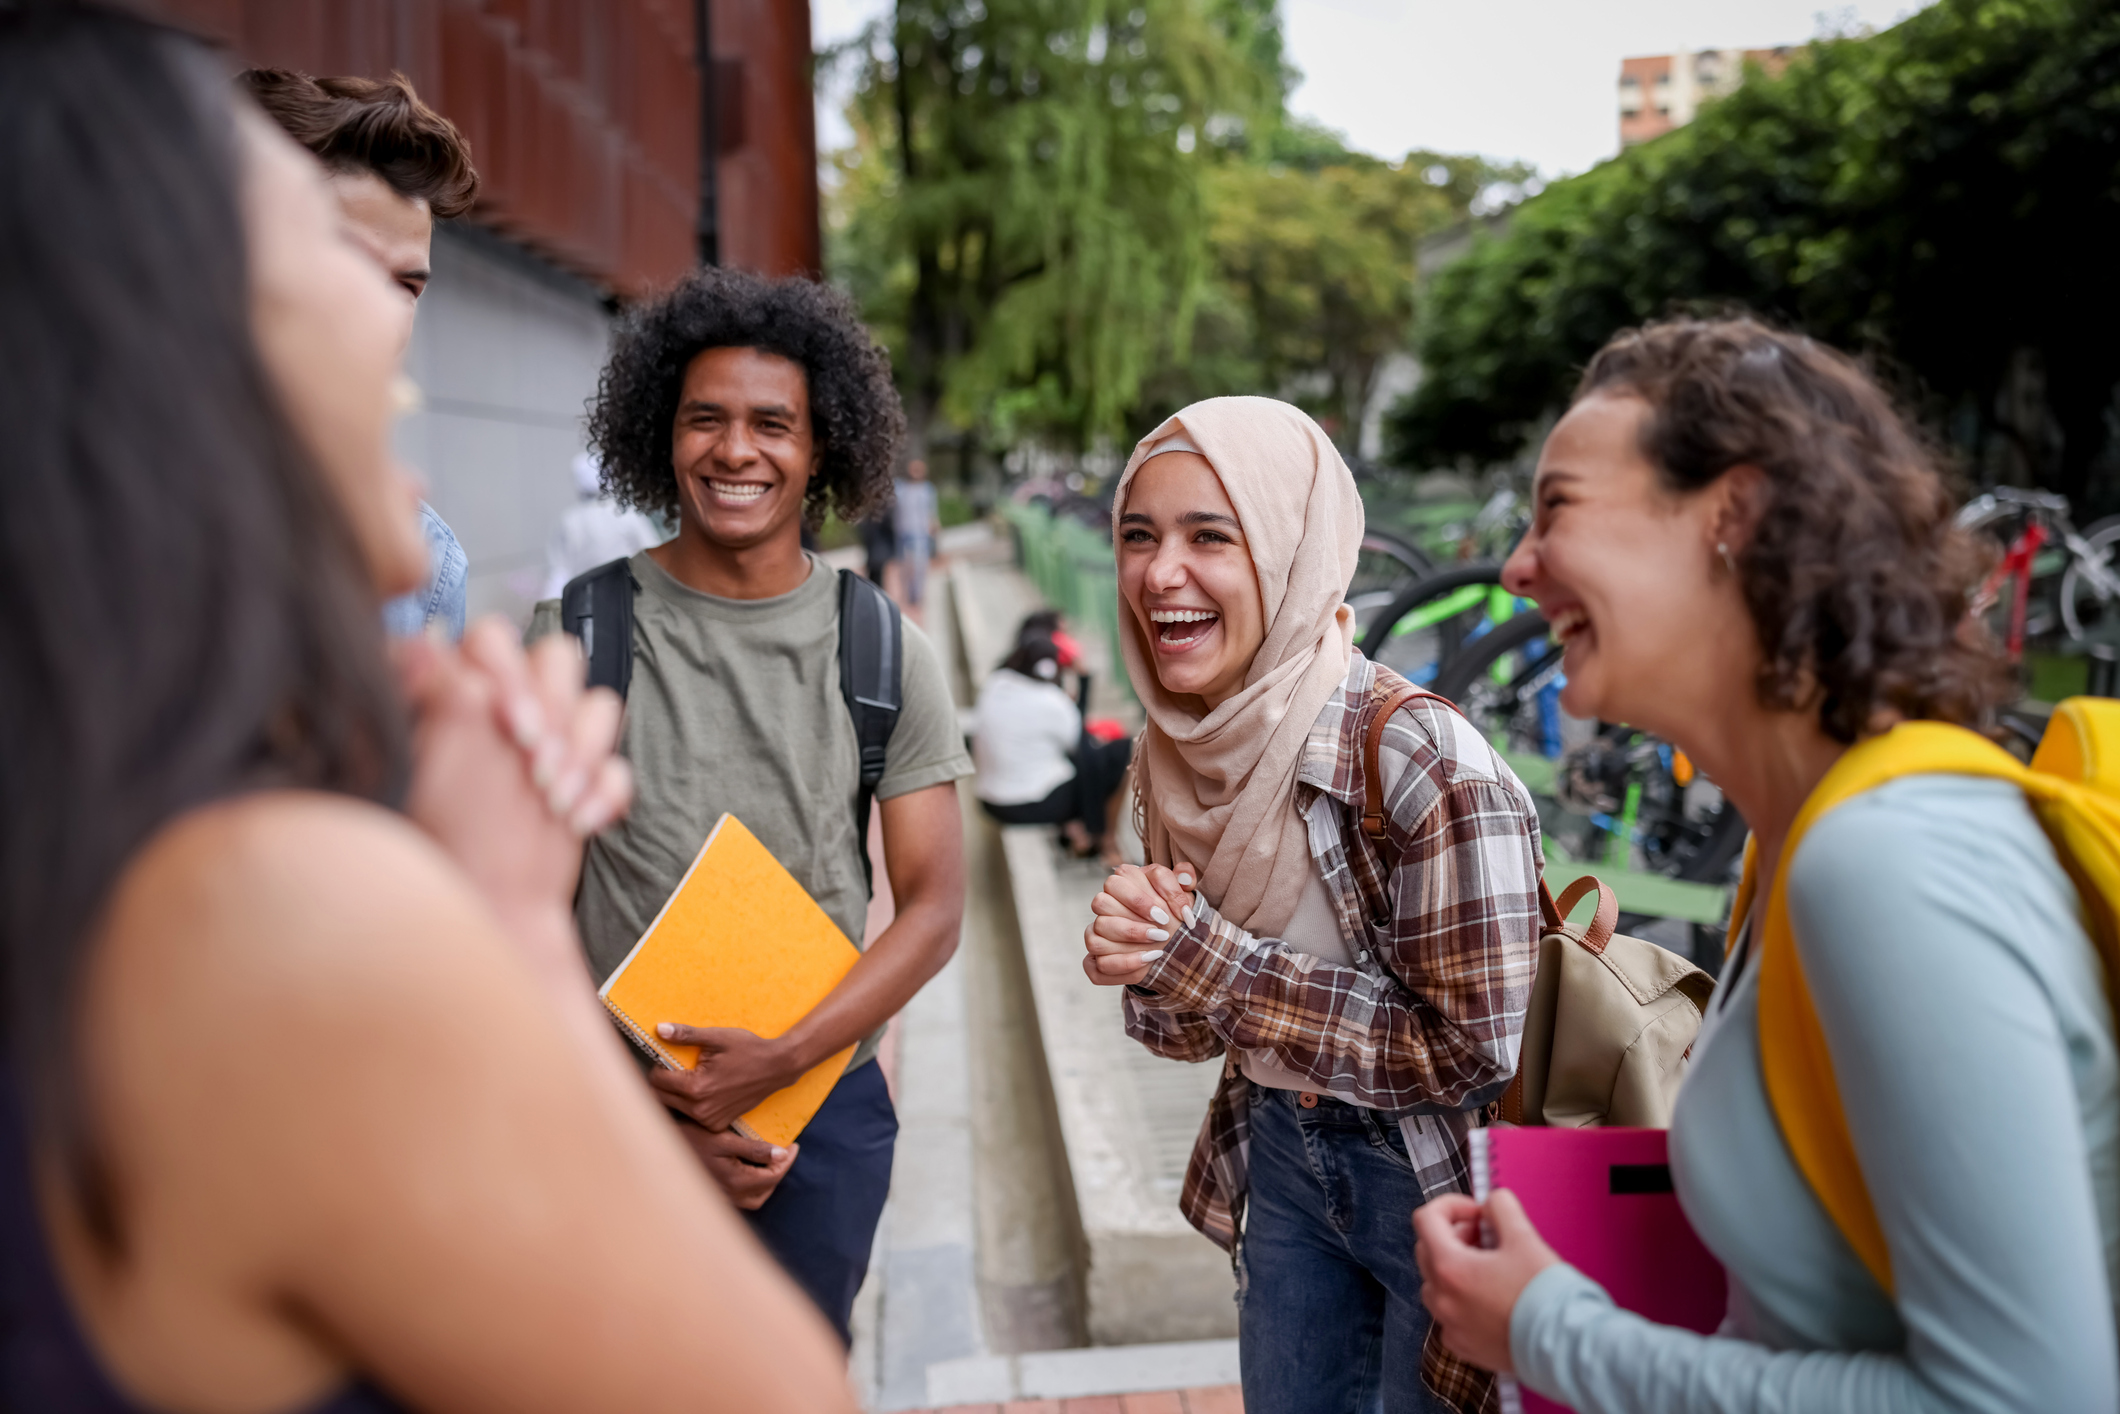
[[743, 1058, 897, 1346], [1238, 1083, 1448, 1414]]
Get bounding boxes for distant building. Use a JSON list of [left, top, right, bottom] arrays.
[[151, 1, 819, 622], [1619, 47, 1794, 147]]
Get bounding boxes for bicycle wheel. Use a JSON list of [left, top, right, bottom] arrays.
[[1346, 529, 1436, 638], [1358, 561, 1507, 688], [1435, 614, 1749, 888], [2060, 516, 2120, 647], [1430, 609, 1561, 756]]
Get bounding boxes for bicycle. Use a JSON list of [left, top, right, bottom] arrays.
[[1345, 529, 1435, 640], [1429, 610, 1748, 969], [1956, 487, 2120, 657], [1357, 562, 1511, 686]]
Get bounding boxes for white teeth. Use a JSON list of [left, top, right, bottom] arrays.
[[1148, 609, 1218, 623], [1550, 607, 1589, 639], [709, 481, 768, 501]]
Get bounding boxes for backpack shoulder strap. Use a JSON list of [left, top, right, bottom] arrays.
[[837, 569, 903, 895], [1750, 719, 2027, 1296], [1361, 668, 1456, 841], [560, 557, 638, 699]]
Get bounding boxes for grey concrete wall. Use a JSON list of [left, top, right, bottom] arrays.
[[394, 224, 613, 627]]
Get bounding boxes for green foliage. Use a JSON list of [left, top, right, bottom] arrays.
[[827, 3, 1502, 457], [1387, 0, 2120, 503], [1148, 139, 1515, 441], [832, 0, 1283, 452]]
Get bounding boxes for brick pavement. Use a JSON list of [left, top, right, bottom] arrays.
[[924, 1386, 1243, 1414]]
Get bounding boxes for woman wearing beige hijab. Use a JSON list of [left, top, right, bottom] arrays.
[[1081, 397, 1542, 1414]]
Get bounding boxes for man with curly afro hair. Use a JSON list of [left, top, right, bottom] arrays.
[[528, 267, 971, 1346]]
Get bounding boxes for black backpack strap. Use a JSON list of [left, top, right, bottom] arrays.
[[837, 569, 903, 894], [560, 558, 638, 700]]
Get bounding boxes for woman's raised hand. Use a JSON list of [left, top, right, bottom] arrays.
[[1083, 858, 1198, 987], [397, 618, 633, 974]]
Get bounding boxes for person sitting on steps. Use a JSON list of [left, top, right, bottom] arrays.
[[972, 611, 1134, 868]]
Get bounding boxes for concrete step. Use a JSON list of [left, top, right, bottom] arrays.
[[952, 555, 1236, 1349], [924, 1338, 1242, 1407]]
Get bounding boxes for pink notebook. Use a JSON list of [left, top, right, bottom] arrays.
[[1470, 1127, 1726, 1414]]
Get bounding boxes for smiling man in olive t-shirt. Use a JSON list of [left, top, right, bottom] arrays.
[[529, 269, 969, 1344]]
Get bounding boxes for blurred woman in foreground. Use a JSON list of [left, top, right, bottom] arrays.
[[0, 8, 852, 1411], [1414, 319, 2120, 1410]]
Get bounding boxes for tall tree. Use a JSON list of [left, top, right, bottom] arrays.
[[1386, 0, 2120, 507], [835, 0, 1282, 456], [1165, 128, 1515, 444]]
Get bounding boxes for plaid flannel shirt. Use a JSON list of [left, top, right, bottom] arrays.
[[1122, 650, 1542, 1252]]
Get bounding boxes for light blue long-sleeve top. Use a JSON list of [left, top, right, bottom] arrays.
[[1510, 775, 2120, 1412]]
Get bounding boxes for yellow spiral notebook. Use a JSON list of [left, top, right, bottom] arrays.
[[598, 814, 862, 1147]]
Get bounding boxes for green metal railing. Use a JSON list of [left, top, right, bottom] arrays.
[[998, 503, 1133, 703]]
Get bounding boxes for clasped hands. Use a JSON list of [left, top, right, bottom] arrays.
[[398, 618, 631, 959], [1082, 858, 1199, 988]]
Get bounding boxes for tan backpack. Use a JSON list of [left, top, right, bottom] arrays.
[[1360, 678, 1715, 1129]]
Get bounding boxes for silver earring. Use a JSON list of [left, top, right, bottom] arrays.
[[1717, 542, 1737, 574]]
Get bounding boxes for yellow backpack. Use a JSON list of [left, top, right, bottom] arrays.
[[1734, 698, 2120, 1293]]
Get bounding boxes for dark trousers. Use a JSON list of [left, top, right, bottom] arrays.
[[743, 1057, 898, 1346], [980, 734, 1134, 842], [1238, 1084, 1448, 1414]]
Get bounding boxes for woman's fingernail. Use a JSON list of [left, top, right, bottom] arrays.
[[1146, 927, 1170, 942], [1134, 950, 1165, 964], [532, 738, 564, 789], [771, 1147, 788, 1160], [548, 769, 586, 816], [1150, 906, 1172, 926], [1177, 873, 1195, 888], [507, 697, 544, 751], [656, 1023, 676, 1038]]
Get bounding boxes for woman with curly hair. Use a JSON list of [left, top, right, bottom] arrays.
[[530, 267, 972, 1346], [1414, 318, 2120, 1410]]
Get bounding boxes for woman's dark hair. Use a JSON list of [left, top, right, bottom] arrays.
[[1577, 317, 2011, 741], [239, 67, 479, 218], [587, 266, 905, 529], [1001, 631, 1062, 681], [0, 6, 408, 1238]]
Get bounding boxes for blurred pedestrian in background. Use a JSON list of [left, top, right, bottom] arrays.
[[242, 65, 475, 641], [0, 9, 856, 1410], [973, 612, 1133, 867], [540, 451, 664, 600], [1082, 399, 1541, 1414], [892, 455, 940, 609], [859, 498, 898, 586], [1415, 319, 2119, 1412]]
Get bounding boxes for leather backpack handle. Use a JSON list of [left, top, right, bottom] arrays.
[[1547, 874, 1620, 956], [1362, 677, 1458, 840]]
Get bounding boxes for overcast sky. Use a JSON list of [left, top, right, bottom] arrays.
[[813, 0, 1934, 176]]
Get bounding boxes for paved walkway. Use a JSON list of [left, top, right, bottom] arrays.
[[930, 1387, 1244, 1414]]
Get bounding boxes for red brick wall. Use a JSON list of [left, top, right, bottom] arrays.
[[157, 0, 819, 296]]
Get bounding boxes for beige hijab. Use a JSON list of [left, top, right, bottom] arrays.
[[1114, 397, 1364, 936]]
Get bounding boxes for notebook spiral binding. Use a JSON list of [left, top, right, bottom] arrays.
[[1467, 1129, 1525, 1414], [601, 995, 682, 1070]]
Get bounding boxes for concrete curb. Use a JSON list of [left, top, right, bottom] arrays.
[[926, 1339, 1242, 1406], [952, 557, 1233, 1349]]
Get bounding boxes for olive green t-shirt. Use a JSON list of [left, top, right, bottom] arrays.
[[528, 551, 970, 1070]]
